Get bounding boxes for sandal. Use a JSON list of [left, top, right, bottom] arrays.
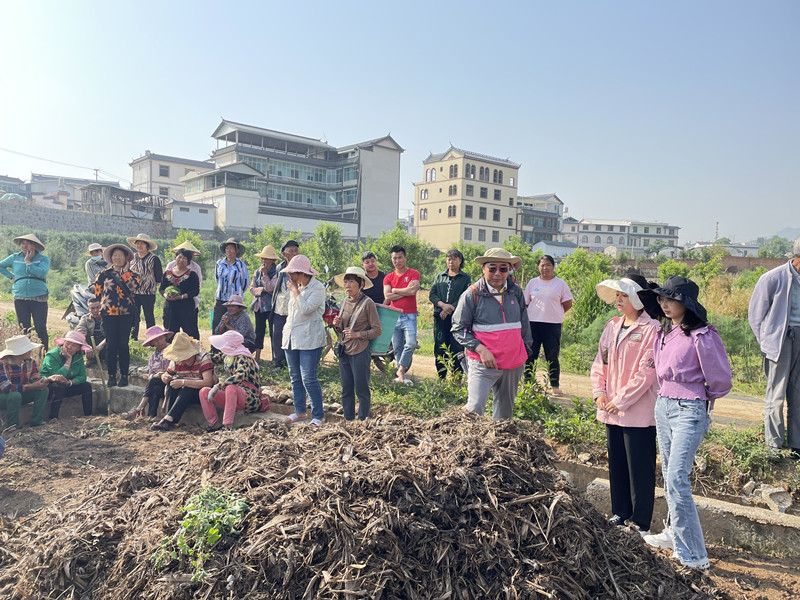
[[206, 421, 223, 433], [150, 419, 175, 431], [285, 413, 308, 423], [309, 418, 324, 426]]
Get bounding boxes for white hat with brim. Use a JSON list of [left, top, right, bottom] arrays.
[[474, 247, 522, 271], [595, 278, 644, 310], [103, 243, 134, 264], [161, 332, 203, 363], [0, 335, 42, 359], [13, 234, 45, 252], [85, 243, 105, 256], [126, 233, 157, 251], [334, 266, 373, 290]]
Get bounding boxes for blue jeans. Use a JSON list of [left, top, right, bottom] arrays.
[[392, 313, 418, 369], [655, 395, 710, 565], [285, 347, 324, 420]]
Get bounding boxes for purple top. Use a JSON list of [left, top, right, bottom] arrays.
[[147, 348, 170, 377], [653, 324, 732, 402]]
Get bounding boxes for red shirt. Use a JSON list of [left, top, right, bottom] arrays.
[[384, 268, 420, 314]]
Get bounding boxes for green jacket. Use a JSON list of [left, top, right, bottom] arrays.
[[40, 347, 87, 385], [429, 270, 472, 317]]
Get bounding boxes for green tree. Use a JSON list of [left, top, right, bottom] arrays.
[[555, 249, 614, 332], [734, 267, 767, 289], [690, 254, 723, 286], [645, 239, 669, 257], [502, 236, 543, 286], [657, 259, 691, 282], [758, 236, 792, 258], [713, 237, 731, 246], [615, 250, 631, 265], [360, 222, 439, 285], [302, 222, 351, 278], [247, 224, 301, 271]]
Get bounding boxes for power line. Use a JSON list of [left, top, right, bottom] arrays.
[[0, 146, 132, 185]]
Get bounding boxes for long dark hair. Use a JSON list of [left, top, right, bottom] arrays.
[[663, 308, 707, 336]]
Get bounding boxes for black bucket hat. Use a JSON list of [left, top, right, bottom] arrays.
[[626, 274, 662, 320], [638, 276, 707, 322]]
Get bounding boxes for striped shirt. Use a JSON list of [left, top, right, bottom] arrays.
[[129, 252, 163, 296], [215, 258, 249, 302], [166, 352, 214, 380]]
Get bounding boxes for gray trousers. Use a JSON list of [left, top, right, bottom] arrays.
[[764, 327, 800, 450], [339, 346, 372, 420], [465, 358, 525, 420]]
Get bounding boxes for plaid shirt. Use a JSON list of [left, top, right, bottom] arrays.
[[0, 358, 42, 394]]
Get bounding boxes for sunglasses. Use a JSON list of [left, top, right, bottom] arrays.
[[486, 265, 510, 273]]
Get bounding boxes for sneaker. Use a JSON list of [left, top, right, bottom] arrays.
[[630, 523, 651, 537], [608, 515, 626, 528], [679, 557, 710, 570], [643, 526, 674, 550]]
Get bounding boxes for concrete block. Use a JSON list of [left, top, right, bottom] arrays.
[[761, 486, 792, 513]]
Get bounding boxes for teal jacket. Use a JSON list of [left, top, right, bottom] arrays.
[[429, 270, 472, 317], [0, 251, 50, 298], [40, 347, 87, 385]]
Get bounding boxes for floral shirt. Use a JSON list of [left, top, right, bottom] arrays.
[[148, 348, 170, 378], [210, 348, 262, 413], [94, 267, 141, 317]]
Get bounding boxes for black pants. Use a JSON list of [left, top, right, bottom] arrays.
[[165, 386, 201, 424], [254, 311, 270, 350], [48, 382, 93, 419], [211, 301, 228, 334], [606, 424, 657, 531], [164, 303, 200, 339], [144, 377, 166, 417], [132, 294, 156, 340], [15, 298, 49, 350], [270, 313, 288, 367], [526, 321, 562, 387], [339, 347, 372, 420], [105, 314, 134, 378], [433, 315, 463, 379]]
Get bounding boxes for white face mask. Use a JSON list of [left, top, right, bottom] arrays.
[[91, 255, 104, 261]]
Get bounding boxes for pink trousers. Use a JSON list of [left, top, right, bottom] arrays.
[[200, 385, 246, 426]]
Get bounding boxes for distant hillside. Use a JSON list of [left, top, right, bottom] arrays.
[[774, 227, 800, 240]]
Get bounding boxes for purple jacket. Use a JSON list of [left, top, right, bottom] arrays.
[[654, 324, 732, 403], [748, 261, 796, 362]]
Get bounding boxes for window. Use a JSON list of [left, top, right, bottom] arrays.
[[478, 229, 486, 242], [431, 169, 436, 182], [657, 227, 661, 234], [632, 226, 638, 233], [420, 188, 428, 200], [644, 227, 650, 233], [199, 208, 208, 214], [595, 225, 602, 231], [464, 227, 472, 241], [465, 204, 473, 218], [595, 236, 601, 243], [480, 187, 488, 198], [159, 186, 169, 197], [508, 198, 514, 206], [493, 189, 501, 200], [608, 225, 614, 231], [644, 239, 650, 246], [179, 207, 189, 212], [582, 235, 588, 243], [448, 185, 457, 196], [425, 169, 431, 182], [493, 169, 498, 183], [492, 230, 500, 242], [479, 207, 487, 220], [479, 166, 485, 181], [607, 236, 613, 244], [508, 218, 513, 227], [448, 205, 457, 218], [466, 184, 474, 196], [498, 170, 503, 184], [453, 164, 458, 178], [571, 226, 576, 231], [583, 225, 589, 231], [619, 237, 625, 244], [509, 176, 515, 186], [419, 208, 428, 221], [159, 165, 170, 177], [493, 209, 501, 221]]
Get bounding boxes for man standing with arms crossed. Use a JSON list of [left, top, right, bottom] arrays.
[[383, 245, 420, 384]]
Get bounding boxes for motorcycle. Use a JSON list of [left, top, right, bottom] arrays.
[[61, 284, 95, 329]]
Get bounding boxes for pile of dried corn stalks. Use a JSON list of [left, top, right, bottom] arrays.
[[0, 413, 727, 599]]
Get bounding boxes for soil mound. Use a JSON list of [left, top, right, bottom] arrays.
[[0, 413, 727, 599]]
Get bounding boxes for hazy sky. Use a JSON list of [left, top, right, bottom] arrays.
[[1, 1, 797, 243]]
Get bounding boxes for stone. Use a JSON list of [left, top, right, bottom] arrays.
[[761, 486, 792, 513], [577, 453, 591, 464], [742, 480, 757, 496], [559, 470, 573, 486], [694, 455, 707, 472]]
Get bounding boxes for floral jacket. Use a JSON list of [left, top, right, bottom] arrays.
[[94, 267, 141, 317]]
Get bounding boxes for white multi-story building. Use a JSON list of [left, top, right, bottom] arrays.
[[180, 119, 403, 239], [575, 218, 680, 257], [130, 152, 214, 204]]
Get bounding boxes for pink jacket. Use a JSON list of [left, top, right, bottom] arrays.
[[591, 313, 659, 427]]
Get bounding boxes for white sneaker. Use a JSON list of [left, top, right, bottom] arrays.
[[679, 557, 710, 570], [643, 527, 674, 550]]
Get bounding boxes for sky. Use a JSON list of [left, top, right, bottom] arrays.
[[1, 0, 797, 244]]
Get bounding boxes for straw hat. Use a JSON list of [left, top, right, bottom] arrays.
[[595, 278, 644, 310], [85, 243, 104, 256], [126, 233, 157, 251], [223, 294, 247, 307], [53, 330, 92, 352], [0, 335, 42, 359], [474, 248, 522, 271], [219, 238, 245, 257], [142, 325, 174, 347], [209, 330, 253, 358], [161, 332, 203, 362], [254, 245, 279, 260], [13, 233, 44, 252], [103, 243, 134, 264], [284, 254, 318, 276], [334, 266, 373, 289], [172, 240, 201, 256]]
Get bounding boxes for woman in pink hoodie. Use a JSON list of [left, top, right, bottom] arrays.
[[591, 277, 659, 536]]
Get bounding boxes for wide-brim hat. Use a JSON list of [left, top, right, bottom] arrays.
[[143, 325, 174, 347], [474, 247, 522, 271], [126, 233, 157, 251], [53, 330, 92, 352], [103, 243, 134, 264], [85, 243, 104, 256], [162, 332, 203, 362], [209, 330, 253, 358], [254, 245, 279, 260], [639, 276, 708, 322], [280, 239, 300, 253], [219, 238, 245, 257], [334, 266, 373, 290], [172, 240, 201, 256], [284, 254, 318, 276], [13, 233, 44, 252], [223, 294, 247, 307], [595, 278, 644, 310], [0, 335, 42, 359]]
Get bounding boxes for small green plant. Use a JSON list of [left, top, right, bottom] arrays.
[[514, 369, 558, 421], [542, 398, 605, 452], [700, 426, 776, 481], [151, 486, 249, 582]]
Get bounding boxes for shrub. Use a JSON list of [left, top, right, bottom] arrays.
[[734, 267, 767, 289], [657, 259, 690, 282]]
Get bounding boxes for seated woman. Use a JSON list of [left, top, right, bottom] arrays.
[[122, 326, 173, 419], [0, 334, 49, 428], [40, 331, 94, 419], [160, 248, 200, 339], [201, 330, 265, 432], [214, 295, 257, 351], [151, 332, 214, 431]]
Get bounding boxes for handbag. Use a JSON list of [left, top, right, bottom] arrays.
[[332, 341, 345, 359]]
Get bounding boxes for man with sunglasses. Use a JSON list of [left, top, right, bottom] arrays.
[[452, 248, 532, 419]]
